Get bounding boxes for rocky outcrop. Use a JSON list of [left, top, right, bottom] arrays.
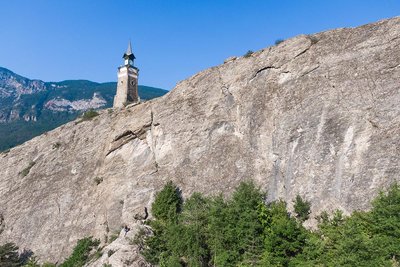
[[44, 92, 107, 112], [0, 17, 399, 264], [0, 67, 47, 98], [0, 67, 47, 123]]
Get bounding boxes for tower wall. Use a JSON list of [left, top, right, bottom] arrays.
[[113, 65, 139, 108]]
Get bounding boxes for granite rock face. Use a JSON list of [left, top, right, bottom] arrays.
[[0, 17, 399, 264]]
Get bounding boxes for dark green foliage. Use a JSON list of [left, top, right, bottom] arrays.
[[151, 181, 182, 222], [142, 181, 267, 266], [142, 182, 183, 265], [19, 161, 35, 177], [93, 250, 103, 259], [0, 243, 22, 267], [159, 253, 182, 267], [41, 262, 56, 267], [80, 109, 99, 121], [109, 232, 119, 243], [23, 256, 41, 267], [59, 237, 100, 267], [142, 220, 169, 264], [293, 194, 311, 222], [243, 50, 253, 58], [51, 142, 61, 149], [0, 243, 37, 267], [94, 177, 103, 185], [275, 39, 284, 45], [225, 181, 264, 265], [107, 250, 115, 257], [140, 181, 400, 267], [293, 184, 400, 266], [260, 201, 307, 266], [179, 193, 210, 266], [371, 183, 400, 237], [204, 195, 229, 266]]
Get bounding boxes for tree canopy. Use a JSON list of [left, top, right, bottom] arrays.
[[137, 182, 400, 267]]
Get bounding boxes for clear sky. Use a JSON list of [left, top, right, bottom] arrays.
[[0, 1, 399, 90]]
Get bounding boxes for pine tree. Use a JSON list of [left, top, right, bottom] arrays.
[[293, 195, 311, 222], [0, 243, 21, 267], [143, 181, 183, 265], [180, 193, 210, 267], [151, 181, 182, 223]]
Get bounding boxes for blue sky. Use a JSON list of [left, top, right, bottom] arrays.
[[0, 1, 399, 90]]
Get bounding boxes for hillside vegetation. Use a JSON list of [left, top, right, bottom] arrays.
[[137, 181, 400, 267]]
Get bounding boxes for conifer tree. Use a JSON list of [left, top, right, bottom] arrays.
[[293, 195, 311, 222], [0, 243, 22, 267]]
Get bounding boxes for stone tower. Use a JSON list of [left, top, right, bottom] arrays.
[[113, 42, 139, 108]]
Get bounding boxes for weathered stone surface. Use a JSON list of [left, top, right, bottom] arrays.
[[0, 17, 399, 263], [86, 222, 151, 267]]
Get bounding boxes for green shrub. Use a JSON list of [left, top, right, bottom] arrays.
[[0, 242, 22, 266], [20, 161, 35, 177], [59, 237, 100, 267], [308, 35, 319, 44], [109, 232, 119, 243], [81, 109, 99, 121], [107, 250, 115, 257], [94, 250, 102, 259], [94, 177, 103, 185], [52, 142, 61, 149], [275, 39, 284, 45], [24, 256, 40, 267], [76, 109, 99, 124]]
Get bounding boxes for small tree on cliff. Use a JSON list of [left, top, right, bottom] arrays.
[[0, 242, 22, 267], [151, 181, 183, 223], [294, 195, 311, 222]]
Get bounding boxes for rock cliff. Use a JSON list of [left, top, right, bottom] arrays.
[[0, 17, 399, 265]]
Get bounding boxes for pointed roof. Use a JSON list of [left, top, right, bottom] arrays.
[[126, 41, 132, 55], [123, 41, 136, 60]]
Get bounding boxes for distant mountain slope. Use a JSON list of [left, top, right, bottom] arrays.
[[0, 67, 167, 150]]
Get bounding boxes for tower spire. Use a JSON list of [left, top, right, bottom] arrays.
[[123, 41, 135, 60], [126, 41, 132, 56]]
